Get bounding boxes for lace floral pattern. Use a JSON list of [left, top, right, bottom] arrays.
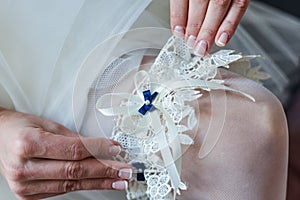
[[96, 36, 255, 200], [144, 165, 172, 200]]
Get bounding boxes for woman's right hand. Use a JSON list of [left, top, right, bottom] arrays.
[[0, 108, 132, 200]]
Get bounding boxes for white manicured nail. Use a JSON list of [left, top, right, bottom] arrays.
[[194, 40, 207, 57], [112, 180, 128, 190], [109, 145, 121, 156], [118, 168, 132, 179], [173, 26, 185, 38], [217, 32, 229, 46], [187, 35, 197, 48]]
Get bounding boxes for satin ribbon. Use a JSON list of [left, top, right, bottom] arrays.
[[96, 68, 255, 200], [138, 90, 158, 115]]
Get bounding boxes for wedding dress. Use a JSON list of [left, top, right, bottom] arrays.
[[0, 0, 298, 199]]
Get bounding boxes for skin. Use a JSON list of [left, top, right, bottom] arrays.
[[0, 1, 286, 199], [178, 69, 288, 199], [170, 0, 250, 56], [0, 38, 287, 200], [0, 108, 132, 200], [140, 57, 288, 199]]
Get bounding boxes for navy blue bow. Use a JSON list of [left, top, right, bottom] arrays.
[[138, 90, 158, 115]]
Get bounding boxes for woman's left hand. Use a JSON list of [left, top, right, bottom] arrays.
[[170, 0, 250, 57]]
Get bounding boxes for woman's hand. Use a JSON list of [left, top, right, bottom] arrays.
[[170, 0, 250, 56], [0, 108, 132, 200]]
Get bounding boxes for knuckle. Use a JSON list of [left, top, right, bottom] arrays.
[[65, 161, 85, 179], [8, 168, 26, 181], [187, 22, 202, 30], [200, 28, 215, 38], [99, 179, 113, 190], [233, 0, 249, 10], [61, 180, 80, 193], [6, 162, 27, 181], [46, 120, 65, 132], [70, 141, 85, 160], [221, 20, 237, 34], [212, 0, 230, 7], [224, 19, 235, 28], [14, 132, 35, 158], [10, 182, 27, 195], [104, 165, 116, 178]]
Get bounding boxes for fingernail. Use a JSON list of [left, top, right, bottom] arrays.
[[112, 180, 128, 190], [118, 168, 132, 179], [194, 40, 207, 57], [173, 26, 185, 38], [187, 35, 197, 48], [109, 145, 121, 156], [217, 32, 229, 47]]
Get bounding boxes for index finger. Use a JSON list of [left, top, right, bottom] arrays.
[[19, 131, 121, 160]]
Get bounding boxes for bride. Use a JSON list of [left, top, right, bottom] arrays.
[[1, 0, 298, 199]]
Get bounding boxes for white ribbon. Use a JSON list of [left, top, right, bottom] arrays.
[[96, 36, 256, 200]]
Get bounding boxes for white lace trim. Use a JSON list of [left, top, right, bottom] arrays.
[[96, 36, 255, 200]]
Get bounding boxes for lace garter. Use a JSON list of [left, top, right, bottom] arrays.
[[96, 36, 255, 200]]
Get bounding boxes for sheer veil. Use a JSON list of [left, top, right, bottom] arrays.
[[0, 1, 152, 199], [0, 0, 296, 199], [0, 0, 152, 128]]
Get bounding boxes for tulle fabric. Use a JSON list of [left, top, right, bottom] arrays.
[[0, 0, 151, 199], [0, 0, 152, 128], [73, 28, 288, 200], [133, 0, 300, 106], [0, 0, 295, 199], [231, 2, 300, 106]]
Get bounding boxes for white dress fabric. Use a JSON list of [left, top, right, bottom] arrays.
[[0, 0, 297, 199], [0, 1, 152, 199]]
